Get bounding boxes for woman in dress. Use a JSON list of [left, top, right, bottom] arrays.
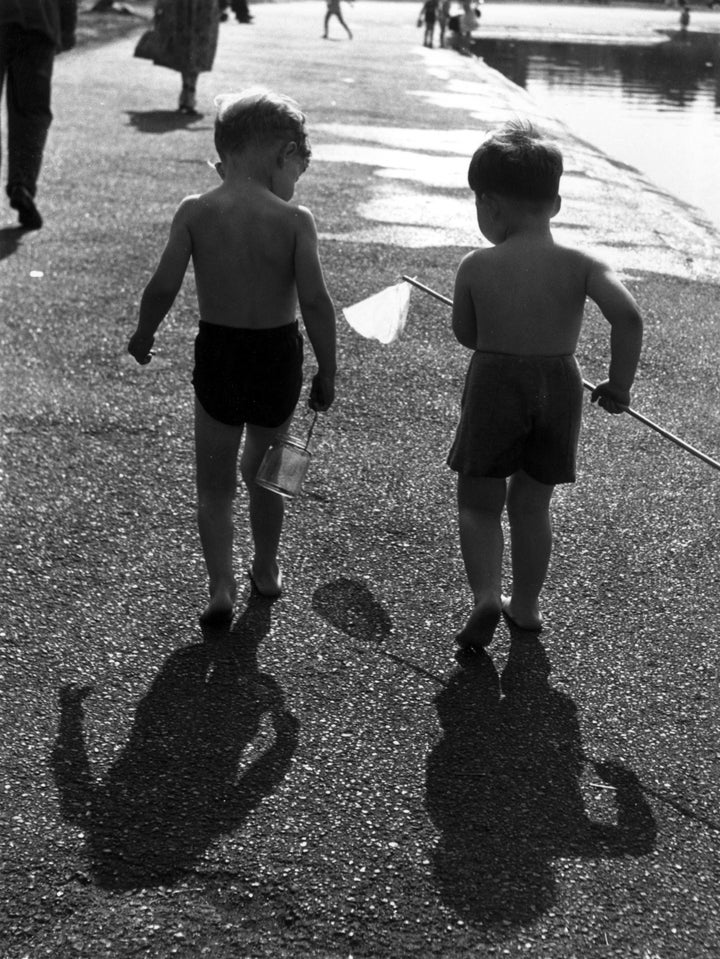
[[152, 0, 219, 114]]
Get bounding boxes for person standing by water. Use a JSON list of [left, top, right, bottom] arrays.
[[438, 0, 451, 47], [0, 0, 77, 230], [679, 0, 691, 31], [150, 0, 219, 115], [417, 0, 438, 48]]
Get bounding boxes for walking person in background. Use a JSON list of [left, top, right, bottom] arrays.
[[0, 0, 77, 230], [438, 0, 451, 47], [679, 0, 691, 31], [460, 0, 480, 41], [218, 0, 252, 24], [151, 0, 219, 114], [417, 0, 438, 48], [322, 0, 353, 40]]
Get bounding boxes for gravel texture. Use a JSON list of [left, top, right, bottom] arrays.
[[1, 3, 719, 957]]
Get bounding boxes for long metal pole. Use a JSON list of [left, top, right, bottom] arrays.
[[401, 274, 720, 473]]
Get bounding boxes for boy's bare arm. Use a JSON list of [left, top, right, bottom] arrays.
[[294, 208, 337, 411], [586, 259, 643, 413], [128, 202, 193, 364], [452, 257, 478, 350]]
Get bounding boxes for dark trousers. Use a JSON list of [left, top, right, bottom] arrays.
[[0, 25, 55, 199]]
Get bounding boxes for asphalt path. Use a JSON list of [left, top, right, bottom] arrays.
[[1, 3, 719, 957]]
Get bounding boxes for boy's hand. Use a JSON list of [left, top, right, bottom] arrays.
[[128, 331, 155, 365], [309, 372, 335, 412], [590, 380, 630, 415]]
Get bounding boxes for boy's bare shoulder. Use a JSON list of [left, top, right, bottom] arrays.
[[456, 246, 501, 282], [552, 240, 604, 271], [173, 190, 214, 222], [458, 246, 492, 269], [290, 202, 316, 228]]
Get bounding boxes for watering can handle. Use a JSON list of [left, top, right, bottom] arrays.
[[305, 411, 318, 450]]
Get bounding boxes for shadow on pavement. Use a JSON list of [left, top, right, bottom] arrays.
[[125, 109, 212, 134], [425, 639, 657, 925], [312, 576, 392, 644], [312, 576, 447, 685], [0, 226, 26, 260], [51, 593, 298, 890]]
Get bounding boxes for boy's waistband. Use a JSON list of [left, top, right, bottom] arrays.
[[473, 350, 575, 361], [197, 320, 299, 342]]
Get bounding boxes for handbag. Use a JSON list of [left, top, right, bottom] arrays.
[[133, 27, 177, 69], [133, 29, 163, 60]]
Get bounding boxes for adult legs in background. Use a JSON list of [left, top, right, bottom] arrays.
[[0, 24, 55, 229], [179, 70, 199, 114]]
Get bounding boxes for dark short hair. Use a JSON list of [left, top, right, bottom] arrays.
[[214, 87, 311, 161], [468, 120, 563, 202]]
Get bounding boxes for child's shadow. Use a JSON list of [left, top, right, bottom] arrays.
[[425, 640, 657, 926], [51, 595, 298, 889]]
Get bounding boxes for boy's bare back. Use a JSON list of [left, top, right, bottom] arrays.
[[454, 228, 641, 374], [455, 235, 591, 356], [453, 120, 641, 409], [167, 180, 321, 331]]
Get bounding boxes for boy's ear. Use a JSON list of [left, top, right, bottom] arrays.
[[278, 141, 299, 166], [551, 195, 562, 218]]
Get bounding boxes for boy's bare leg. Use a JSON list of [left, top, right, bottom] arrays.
[[195, 400, 242, 622], [504, 470, 554, 630], [456, 474, 507, 648], [240, 420, 292, 598]]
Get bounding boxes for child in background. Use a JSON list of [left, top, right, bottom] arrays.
[[417, 0, 438, 47], [128, 88, 336, 623], [449, 120, 642, 650], [323, 0, 353, 39]]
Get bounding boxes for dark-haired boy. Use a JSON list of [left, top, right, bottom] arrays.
[[449, 121, 642, 649], [128, 88, 336, 622]]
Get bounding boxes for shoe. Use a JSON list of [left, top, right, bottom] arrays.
[[9, 185, 42, 230]]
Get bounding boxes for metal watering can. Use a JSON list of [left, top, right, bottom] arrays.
[[255, 412, 318, 499]]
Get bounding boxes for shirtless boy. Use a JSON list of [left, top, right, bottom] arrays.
[[128, 88, 337, 623], [449, 120, 642, 650]]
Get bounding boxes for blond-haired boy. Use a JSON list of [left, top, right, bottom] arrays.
[[128, 88, 336, 623]]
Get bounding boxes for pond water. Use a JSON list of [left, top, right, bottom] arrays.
[[470, 30, 720, 231]]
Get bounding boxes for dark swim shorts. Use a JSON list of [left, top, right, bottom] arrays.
[[447, 351, 583, 485], [192, 321, 303, 428]]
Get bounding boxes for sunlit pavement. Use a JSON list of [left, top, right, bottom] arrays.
[[211, 2, 720, 277], [2, 4, 719, 958]]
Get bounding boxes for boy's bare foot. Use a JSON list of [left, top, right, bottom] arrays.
[[501, 595, 543, 633], [199, 581, 237, 625], [456, 601, 501, 651], [248, 563, 283, 599]]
